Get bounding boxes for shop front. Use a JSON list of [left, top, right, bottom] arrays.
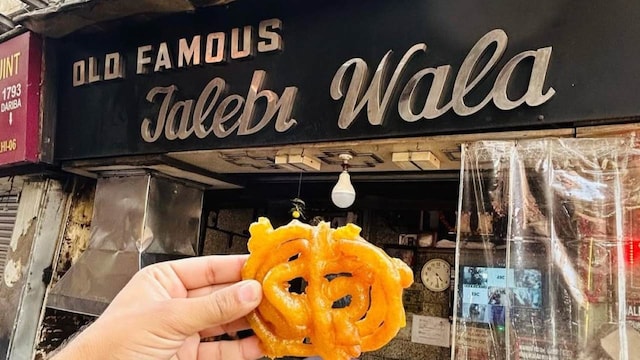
[[0, 29, 79, 360], [33, 0, 640, 359]]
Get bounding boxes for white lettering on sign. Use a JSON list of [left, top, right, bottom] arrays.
[[70, 22, 557, 142], [330, 29, 555, 129], [1, 99, 21, 112], [71, 18, 283, 87], [73, 52, 125, 87], [140, 70, 298, 142], [1, 82, 22, 114]]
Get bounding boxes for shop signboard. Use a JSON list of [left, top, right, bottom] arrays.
[[54, 0, 640, 160], [0, 32, 41, 167]]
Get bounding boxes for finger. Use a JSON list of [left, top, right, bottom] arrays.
[[168, 255, 249, 290], [200, 316, 252, 338], [188, 283, 233, 298], [170, 279, 262, 335], [198, 335, 264, 360]]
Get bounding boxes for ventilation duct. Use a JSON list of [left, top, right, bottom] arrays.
[[48, 172, 203, 316]]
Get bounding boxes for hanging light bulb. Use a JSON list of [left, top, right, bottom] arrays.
[[331, 154, 356, 208]]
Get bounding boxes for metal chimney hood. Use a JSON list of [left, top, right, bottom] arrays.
[[48, 172, 203, 316]]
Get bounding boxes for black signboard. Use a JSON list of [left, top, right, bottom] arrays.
[[55, 0, 640, 160]]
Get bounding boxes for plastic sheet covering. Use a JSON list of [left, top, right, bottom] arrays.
[[452, 137, 640, 360]]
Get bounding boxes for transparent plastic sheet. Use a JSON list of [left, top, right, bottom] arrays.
[[452, 137, 640, 360]]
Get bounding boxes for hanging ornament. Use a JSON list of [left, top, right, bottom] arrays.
[[289, 173, 306, 220], [290, 198, 306, 220]]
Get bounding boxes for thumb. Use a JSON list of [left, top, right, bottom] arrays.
[[169, 279, 262, 335]]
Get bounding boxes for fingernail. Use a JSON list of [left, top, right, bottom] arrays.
[[238, 280, 260, 303]]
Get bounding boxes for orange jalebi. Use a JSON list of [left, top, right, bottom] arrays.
[[241, 217, 414, 360]]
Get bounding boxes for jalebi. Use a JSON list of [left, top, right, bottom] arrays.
[[241, 217, 414, 360]]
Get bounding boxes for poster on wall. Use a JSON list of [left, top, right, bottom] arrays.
[[411, 315, 451, 347], [0, 32, 41, 168]]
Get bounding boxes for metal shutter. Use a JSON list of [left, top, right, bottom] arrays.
[[0, 194, 19, 277]]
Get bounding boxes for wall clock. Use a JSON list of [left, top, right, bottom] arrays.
[[421, 258, 451, 292]]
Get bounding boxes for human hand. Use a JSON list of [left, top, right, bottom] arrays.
[[50, 255, 264, 360]]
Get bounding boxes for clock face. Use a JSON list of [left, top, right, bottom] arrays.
[[421, 259, 451, 292]]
